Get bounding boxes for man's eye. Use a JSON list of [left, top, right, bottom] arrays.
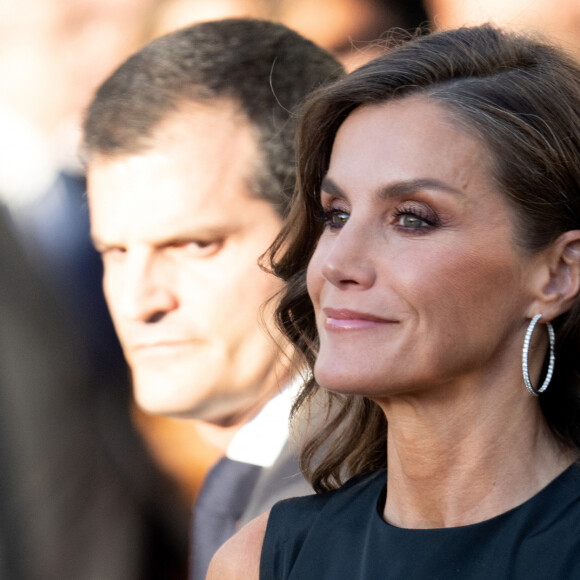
[[171, 239, 224, 256], [100, 247, 126, 260]]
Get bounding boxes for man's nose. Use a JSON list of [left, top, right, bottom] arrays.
[[116, 250, 179, 323]]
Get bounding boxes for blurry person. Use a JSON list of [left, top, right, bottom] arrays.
[[0, 0, 158, 206], [278, 0, 429, 70], [83, 18, 342, 580], [145, 0, 271, 38], [0, 205, 188, 580], [425, 0, 580, 58], [146, 0, 429, 71]]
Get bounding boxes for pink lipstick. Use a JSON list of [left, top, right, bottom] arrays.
[[322, 308, 396, 330]]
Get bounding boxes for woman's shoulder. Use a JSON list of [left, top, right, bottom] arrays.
[[206, 511, 270, 580], [205, 490, 333, 580]]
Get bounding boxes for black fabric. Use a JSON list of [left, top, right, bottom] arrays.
[[261, 463, 580, 579], [191, 457, 262, 580]]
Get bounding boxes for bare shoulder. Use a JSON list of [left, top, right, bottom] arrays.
[[206, 510, 270, 580]]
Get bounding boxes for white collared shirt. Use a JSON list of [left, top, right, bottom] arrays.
[[226, 377, 300, 467]]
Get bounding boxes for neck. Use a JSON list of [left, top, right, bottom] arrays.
[[381, 381, 575, 529], [194, 361, 294, 454], [194, 421, 242, 455]]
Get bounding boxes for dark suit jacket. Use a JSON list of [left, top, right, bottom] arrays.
[[190, 425, 312, 580], [240, 437, 312, 526]]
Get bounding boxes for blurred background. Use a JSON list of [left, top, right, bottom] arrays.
[[0, 0, 577, 577]]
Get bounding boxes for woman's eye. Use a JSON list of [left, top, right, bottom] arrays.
[[317, 209, 350, 229], [330, 210, 350, 227], [396, 214, 430, 229]]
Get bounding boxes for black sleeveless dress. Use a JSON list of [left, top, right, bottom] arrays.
[[260, 463, 580, 579]]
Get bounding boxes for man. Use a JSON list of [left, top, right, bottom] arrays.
[[83, 18, 342, 579]]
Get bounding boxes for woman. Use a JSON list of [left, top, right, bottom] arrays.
[[208, 24, 580, 579]]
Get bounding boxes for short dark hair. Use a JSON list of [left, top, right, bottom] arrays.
[[82, 18, 343, 216], [269, 24, 580, 492]]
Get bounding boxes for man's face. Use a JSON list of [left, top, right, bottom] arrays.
[[88, 103, 286, 424]]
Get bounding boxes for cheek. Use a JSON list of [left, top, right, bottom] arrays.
[[102, 265, 123, 318], [399, 244, 526, 329], [192, 258, 283, 327], [235, 258, 284, 306], [305, 244, 325, 308]]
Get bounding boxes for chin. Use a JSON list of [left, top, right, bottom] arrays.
[[131, 373, 201, 418], [314, 369, 358, 395], [133, 391, 187, 418], [314, 363, 387, 397]]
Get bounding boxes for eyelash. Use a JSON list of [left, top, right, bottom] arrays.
[[392, 203, 440, 231], [315, 201, 440, 232], [314, 207, 350, 230]]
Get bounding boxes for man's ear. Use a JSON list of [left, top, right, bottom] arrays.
[[527, 230, 580, 321]]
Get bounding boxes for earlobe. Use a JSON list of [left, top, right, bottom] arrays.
[[529, 231, 580, 321]]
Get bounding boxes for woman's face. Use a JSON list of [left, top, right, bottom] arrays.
[[306, 96, 541, 400]]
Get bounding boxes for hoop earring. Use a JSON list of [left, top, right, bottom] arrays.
[[522, 314, 555, 396]]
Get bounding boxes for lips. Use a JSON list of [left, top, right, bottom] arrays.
[[128, 340, 195, 357], [322, 307, 396, 330]]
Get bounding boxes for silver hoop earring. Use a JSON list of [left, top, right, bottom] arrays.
[[522, 314, 555, 396]]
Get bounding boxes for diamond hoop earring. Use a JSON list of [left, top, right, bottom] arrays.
[[522, 314, 555, 396]]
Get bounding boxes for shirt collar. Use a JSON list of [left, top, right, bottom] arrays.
[[226, 376, 301, 467]]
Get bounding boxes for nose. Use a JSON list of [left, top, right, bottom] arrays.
[[109, 249, 178, 323], [319, 221, 376, 289]]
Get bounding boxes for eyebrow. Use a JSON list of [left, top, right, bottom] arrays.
[[91, 227, 232, 251], [320, 177, 464, 200]]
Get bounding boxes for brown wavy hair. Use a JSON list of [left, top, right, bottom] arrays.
[[268, 24, 580, 493]]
